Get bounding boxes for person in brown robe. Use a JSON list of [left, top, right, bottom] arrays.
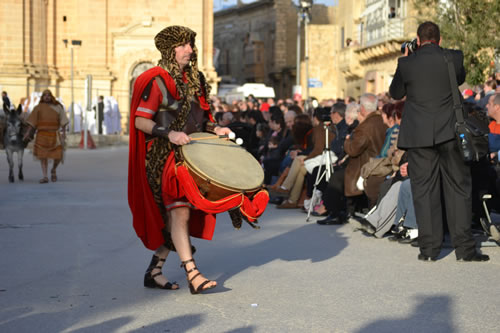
[[25, 89, 68, 183]]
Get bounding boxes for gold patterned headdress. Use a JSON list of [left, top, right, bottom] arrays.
[[154, 25, 210, 102]]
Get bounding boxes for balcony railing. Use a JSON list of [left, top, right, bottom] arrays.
[[365, 17, 405, 47], [338, 47, 363, 80]]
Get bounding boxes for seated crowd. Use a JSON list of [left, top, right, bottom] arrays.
[[210, 77, 500, 245]]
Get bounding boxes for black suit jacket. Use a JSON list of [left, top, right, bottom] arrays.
[[389, 44, 466, 149]]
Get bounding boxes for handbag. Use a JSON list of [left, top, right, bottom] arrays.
[[443, 51, 489, 162], [360, 157, 394, 179]]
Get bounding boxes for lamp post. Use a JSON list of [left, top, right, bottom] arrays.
[[296, 11, 301, 87], [63, 39, 82, 134], [304, 7, 310, 113], [293, 1, 313, 113]]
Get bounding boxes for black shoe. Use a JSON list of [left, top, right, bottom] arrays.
[[410, 238, 419, 247], [457, 252, 490, 262], [356, 217, 376, 234], [418, 254, 437, 262], [269, 197, 284, 205], [398, 235, 416, 244], [388, 233, 404, 242], [267, 187, 290, 198], [317, 214, 343, 225], [337, 211, 352, 224], [388, 227, 408, 241]]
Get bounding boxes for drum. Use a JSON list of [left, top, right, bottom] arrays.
[[179, 132, 264, 201]]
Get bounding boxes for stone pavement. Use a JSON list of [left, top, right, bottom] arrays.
[[0, 147, 499, 333]]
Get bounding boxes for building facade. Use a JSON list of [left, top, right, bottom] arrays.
[[214, 0, 419, 101], [0, 0, 218, 132], [213, 0, 335, 99], [336, 0, 419, 100]]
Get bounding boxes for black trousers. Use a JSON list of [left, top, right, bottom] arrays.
[[263, 157, 281, 185], [323, 167, 346, 216], [407, 139, 476, 259], [306, 166, 328, 198]]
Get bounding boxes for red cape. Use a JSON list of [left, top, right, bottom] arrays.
[[128, 67, 211, 250]]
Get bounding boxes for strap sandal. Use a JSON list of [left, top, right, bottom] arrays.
[[180, 258, 216, 294], [39, 177, 49, 184], [143, 255, 179, 290]]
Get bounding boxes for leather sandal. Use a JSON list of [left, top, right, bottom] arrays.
[[39, 177, 49, 184], [143, 255, 179, 290], [180, 258, 216, 294]]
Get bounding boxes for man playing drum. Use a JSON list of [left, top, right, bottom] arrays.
[[128, 26, 234, 294]]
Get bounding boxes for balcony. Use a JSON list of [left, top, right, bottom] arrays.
[[365, 18, 405, 47], [338, 47, 363, 80], [356, 16, 418, 64]]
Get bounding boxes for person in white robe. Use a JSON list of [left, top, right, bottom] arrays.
[[109, 96, 122, 134], [103, 97, 113, 134], [68, 102, 83, 132]]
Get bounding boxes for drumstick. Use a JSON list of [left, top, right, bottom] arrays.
[[189, 135, 228, 141], [189, 132, 236, 141]]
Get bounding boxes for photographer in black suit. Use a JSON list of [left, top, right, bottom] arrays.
[[389, 21, 489, 262]]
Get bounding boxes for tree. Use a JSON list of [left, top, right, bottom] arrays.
[[412, 0, 500, 86]]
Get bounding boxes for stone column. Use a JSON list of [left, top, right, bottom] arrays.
[[202, 0, 220, 94]]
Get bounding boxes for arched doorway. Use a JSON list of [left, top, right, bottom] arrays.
[[127, 61, 154, 133]]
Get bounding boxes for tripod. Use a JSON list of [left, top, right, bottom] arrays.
[[306, 121, 334, 222]]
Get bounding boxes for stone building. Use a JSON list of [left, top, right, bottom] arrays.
[[213, 0, 335, 99], [0, 0, 218, 132], [214, 0, 419, 101], [335, 0, 419, 100]]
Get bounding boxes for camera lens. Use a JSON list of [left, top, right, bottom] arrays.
[[400, 42, 408, 54], [400, 38, 418, 54]]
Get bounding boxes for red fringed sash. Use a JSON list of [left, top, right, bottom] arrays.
[[162, 152, 269, 240]]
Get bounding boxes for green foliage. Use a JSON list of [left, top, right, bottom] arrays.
[[412, 0, 500, 85]]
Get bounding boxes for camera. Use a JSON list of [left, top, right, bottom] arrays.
[[401, 38, 418, 54], [314, 107, 331, 122]]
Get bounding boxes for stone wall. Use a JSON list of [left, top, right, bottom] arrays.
[[214, 0, 335, 99], [0, 0, 218, 133]]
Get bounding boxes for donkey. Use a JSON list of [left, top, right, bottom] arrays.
[[3, 104, 25, 182]]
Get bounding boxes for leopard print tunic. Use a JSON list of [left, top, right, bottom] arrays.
[[144, 25, 213, 251]]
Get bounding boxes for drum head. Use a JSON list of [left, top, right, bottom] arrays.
[[181, 132, 264, 192]]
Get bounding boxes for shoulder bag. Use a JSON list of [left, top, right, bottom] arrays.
[[443, 50, 489, 162]]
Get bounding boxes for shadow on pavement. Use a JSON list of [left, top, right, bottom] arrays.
[[128, 314, 203, 332], [0, 306, 205, 333], [355, 295, 454, 333], [208, 222, 348, 288], [0, 306, 132, 332]]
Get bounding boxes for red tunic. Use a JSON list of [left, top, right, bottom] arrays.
[[128, 67, 268, 251], [128, 67, 213, 250]]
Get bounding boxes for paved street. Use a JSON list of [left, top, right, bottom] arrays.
[[1, 146, 499, 333]]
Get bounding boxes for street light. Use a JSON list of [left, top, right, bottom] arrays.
[[63, 39, 82, 134], [293, 0, 313, 113]]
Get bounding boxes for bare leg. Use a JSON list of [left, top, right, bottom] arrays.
[[40, 159, 48, 179], [169, 207, 217, 290], [52, 159, 61, 171], [51, 159, 60, 181]]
